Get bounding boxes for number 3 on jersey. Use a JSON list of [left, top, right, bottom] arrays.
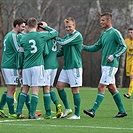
[[29, 39, 37, 53]]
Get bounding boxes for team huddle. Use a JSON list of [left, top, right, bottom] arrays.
[[0, 12, 128, 120]]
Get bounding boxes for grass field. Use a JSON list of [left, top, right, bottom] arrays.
[[0, 87, 132, 133]]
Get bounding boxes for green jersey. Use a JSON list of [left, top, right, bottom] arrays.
[[21, 26, 58, 69], [17, 32, 27, 69], [57, 30, 83, 69], [44, 38, 59, 69], [1, 31, 19, 69], [83, 27, 127, 68], [17, 31, 27, 42]]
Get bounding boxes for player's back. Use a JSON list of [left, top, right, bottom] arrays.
[[21, 31, 45, 69]]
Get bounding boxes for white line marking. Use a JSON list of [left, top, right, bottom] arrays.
[[0, 119, 132, 131]]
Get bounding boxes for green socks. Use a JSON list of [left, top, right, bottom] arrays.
[[43, 92, 51, 116], [50, 89, 59, 106], [92, 93, 105, 113], [6, 95, 15, 114], [30, 94, 38, 116], [0, 91, 7, 110], [16, 93, 30, 114], [17, 92, 27, 114], [58, 89, 70, 109], [25, 94, 30, 113], [113, 92, 126, 113], [16, 92, 20, 113], [73, 93, 81, 117]]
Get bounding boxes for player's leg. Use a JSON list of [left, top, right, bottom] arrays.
[[17, 85, 29, 118], [124, 65, 133, 99], [6, 85, 17, 118], [83, 66, 109, 118], [108, 84, 127, 118], [49, 69, 62, 118], [56, 69, 71, 109], [1, 69, 19, 118], [67, 87, 80, 120], [25, 93, 30, 114], [43, 86, 52, 119], [29, 66, 44, 119], [17, 68, 30, 118], [67, 68, 82, 120], [83, 83, 105, 118], [50, 89, 62, 118], [49, 69, 59, 105], [127, 76, 133, 97], [0, 91, 7, 110], [0, 91, 8, 118], [107, 67, 127, 118], [29, 86, 40, 119], [56, 69, 72, 118], [42, 69, 52, 118]]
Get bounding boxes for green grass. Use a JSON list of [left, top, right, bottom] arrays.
[[0, 87, 133, 133]]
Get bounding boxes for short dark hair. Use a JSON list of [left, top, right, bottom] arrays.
[[100, 12, 112, 19], [13, 18, 26, 27], [37, 22, 45, 30], [128, 28, 133, 31]]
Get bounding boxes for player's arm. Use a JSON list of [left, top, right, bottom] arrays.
[[11, 33, 20, 53], [19, 40, 24, 69], [11, 33, 24, 53], [56, 32, 82, 46], [83, 39, 102, 52], [40, 26, 58, 41]]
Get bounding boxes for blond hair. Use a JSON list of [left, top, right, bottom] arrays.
[[64, 17, 75, 24]]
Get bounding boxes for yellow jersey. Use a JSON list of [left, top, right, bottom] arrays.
[[125, 38, 133, 76]]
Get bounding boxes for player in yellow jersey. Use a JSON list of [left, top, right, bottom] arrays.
[[124, 28, 133, 99]]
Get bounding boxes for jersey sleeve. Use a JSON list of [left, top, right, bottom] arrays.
[[113, 31, 127, 58], [40, 26, 58, 41], [11, 33, 20, 53], [83, 38, 102, 52], [56, 31, 83, 46]]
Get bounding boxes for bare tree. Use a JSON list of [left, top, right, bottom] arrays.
[[37, 0, 52, 21]]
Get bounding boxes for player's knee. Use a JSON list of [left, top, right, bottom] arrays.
[[56, 82, 64, 90]]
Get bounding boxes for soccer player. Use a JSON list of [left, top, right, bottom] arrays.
[[83, 12, 127, 118], [37, 22, 62, 118], [16, 21, 42, 117], [15, 20, 30, 117], [0, 18, 25, 118], [123, 28, 133, 99], [17, 17, 58, 119], [56, 17, 83, 119]]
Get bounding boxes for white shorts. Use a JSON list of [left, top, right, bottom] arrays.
[[58, 68, 82, 87], [100, 66, 118, 85], [22, 65, 45, 87], [1, 68, 19, 85], [44, 69, 57, 86]]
